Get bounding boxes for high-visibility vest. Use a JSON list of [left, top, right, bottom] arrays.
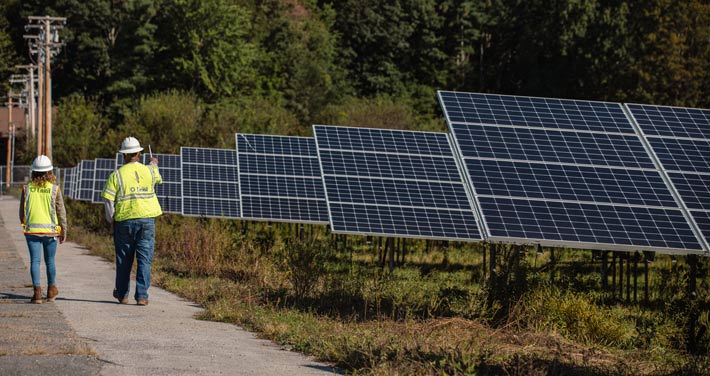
[[22, 182, 61, 236], [101, 162, 162, 222]]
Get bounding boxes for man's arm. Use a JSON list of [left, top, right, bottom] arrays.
[[103, 198, 115, 224], [101, 172, 118, 224]]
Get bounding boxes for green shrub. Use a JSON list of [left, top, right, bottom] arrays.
[[523, 287, 636, 348], [276, 238, 334, 299]]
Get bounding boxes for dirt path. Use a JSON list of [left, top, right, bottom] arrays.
[[0, 196, 337, 375]]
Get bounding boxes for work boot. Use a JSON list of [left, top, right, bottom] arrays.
[[31, 286, 43, 304], [47, 285, 58, 302], [113, 289, 128, 304]]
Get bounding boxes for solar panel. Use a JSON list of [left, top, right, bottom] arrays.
[[439, 91, 705, 254], [314, 125, 482, 241], [92, 158, 115, 203], [62, 166, 74, 199], [142, 154, 182, 214], [77, 160, 95, 201], [181, 147, 239, 218], [627, 103, 710, 248], [73, 165, 81, 200], [236, 134, 328, 224]]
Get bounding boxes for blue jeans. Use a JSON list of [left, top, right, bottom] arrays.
[[113, 218, 155, 301], [25, 235, 58, 287]]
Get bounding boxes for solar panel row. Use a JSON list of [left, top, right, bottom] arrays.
[[56, 92, 709, 255], [439, 91, 707, 254]]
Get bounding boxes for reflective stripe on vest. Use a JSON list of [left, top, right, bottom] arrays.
[[24, 182, 61, 235]]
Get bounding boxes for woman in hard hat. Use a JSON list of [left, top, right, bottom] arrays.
[[19, 155, 67, 304]]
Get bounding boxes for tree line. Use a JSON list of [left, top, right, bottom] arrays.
[[1, 0, 708, 165]]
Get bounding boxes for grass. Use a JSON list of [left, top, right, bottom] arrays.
[[65, 200, 710, 375]]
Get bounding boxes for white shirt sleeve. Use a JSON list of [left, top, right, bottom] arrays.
[[103, 197, 115, 223]]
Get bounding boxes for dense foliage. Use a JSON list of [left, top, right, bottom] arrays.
[[1, 0, 708, 165]]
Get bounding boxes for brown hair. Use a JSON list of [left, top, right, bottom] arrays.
[[123, 151, 141, 163], [31, 171, 57, 187]]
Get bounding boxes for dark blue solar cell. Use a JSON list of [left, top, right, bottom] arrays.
[[628, 104, 710, 139], [319, 150, 462, 182], [237, 134, 316, 156], [182, 147, 237, 165], [648, 138, 710, 174], [242, 196, 328, 223], [668, 172, 710, 211], [314, 125, 452, 156], [240, 174, 324, 199], [691, 211, 710, 242], [323, 176, 472, 210], [451, 124, 655, 169], [467, 159, 677, 207], [329, 203, 480, 240], [439, 91, 635, 134], [479, 197, 702, 251], [182, 197, 240, 219], [181, 164, 237, 181], [239, 154, 321, 177]]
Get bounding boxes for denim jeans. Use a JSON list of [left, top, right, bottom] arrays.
[[25, 235, 58, 287], [113, 218, 155, 301]]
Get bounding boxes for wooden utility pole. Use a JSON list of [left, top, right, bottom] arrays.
[[5, 94, 13, 188], [13, 65, 37, 140], [25, 16, 66, 159]]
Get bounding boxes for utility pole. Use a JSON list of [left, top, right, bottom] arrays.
[[25, 16, 66, 160], [4, 93, 17, 188], [14, 65, 37, 140]]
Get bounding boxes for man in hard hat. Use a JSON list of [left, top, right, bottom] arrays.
[[101, 137, 162, 306], [19, 155, 67, 304]]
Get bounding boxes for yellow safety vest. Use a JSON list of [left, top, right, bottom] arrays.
[[101, 162, 163, 222], [23, 182, 61, 236]]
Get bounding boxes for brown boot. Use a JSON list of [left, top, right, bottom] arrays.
[[31, 286, 43, 304], [47, 285, 58, 302]]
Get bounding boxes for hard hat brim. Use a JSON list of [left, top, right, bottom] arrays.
[[119, 146, 144, 154], [32, 166, 53, 172]]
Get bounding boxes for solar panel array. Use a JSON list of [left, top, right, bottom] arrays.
[[627, 104, 710, 246], [92, 158, 115, 203], [314, 125, 482, 241], [53, 92, 709, 256], [181, 147, 240, 218], [438, 91, 705, 254], [142, 154, 182, 214], [77, 160, 95, 202], [236, 134, 328, 224]]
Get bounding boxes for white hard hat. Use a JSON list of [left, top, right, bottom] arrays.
[[119, 136, 144, 154], [31, 155, 53, 172]]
